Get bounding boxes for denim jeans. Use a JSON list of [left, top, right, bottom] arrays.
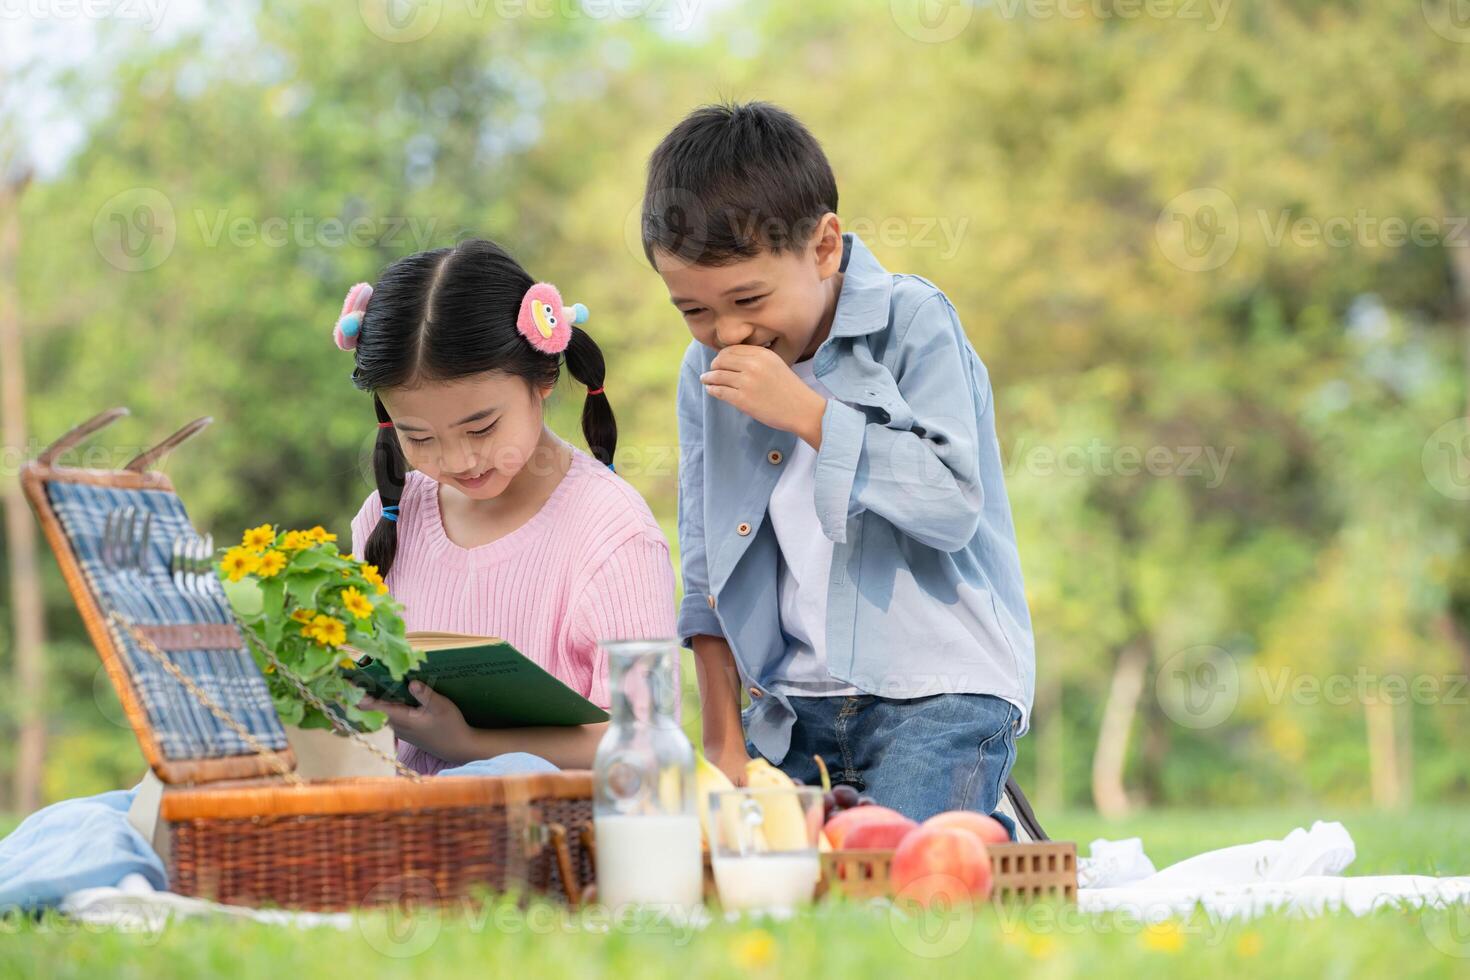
[[747, 693, 1019, 823]]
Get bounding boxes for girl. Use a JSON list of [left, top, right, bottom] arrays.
[[334, 238, 676, 774]]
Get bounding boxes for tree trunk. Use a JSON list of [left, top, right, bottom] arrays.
[[0, 171, 44, 813], [1091, 637, 1150, 819], [1365, 697, 1403, 809], [1449, 220, 1470, 419]]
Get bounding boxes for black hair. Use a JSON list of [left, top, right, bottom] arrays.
[[350, 238, 614, 577], [641, 100, 839, 267]]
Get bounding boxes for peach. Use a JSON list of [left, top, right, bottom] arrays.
[[890, 827, 993, 906], [822, 805, 909, 850], [920, 810, 1010, 846], [842, 816, 918, 850]]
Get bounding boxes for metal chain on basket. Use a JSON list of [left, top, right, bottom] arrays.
[[108, 611, 304, 786], [233, 623, 422, 782]]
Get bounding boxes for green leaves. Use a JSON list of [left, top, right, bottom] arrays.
[[214, 529, 421, 733]]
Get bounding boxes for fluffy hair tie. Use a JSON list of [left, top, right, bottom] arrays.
[[516, 282, 588, 355], [334, 282, 373, 351]]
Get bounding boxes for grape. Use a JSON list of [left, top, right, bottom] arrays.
[[822, 791, 836, 811], [832, 785, 860, 809], [856, 795, 875, 807], [790, 777, 805, 786]]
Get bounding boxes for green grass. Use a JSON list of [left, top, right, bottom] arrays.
[[3, 806, 1469, 979]]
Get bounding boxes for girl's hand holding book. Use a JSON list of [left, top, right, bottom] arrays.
[[359, 681, 470, 760]]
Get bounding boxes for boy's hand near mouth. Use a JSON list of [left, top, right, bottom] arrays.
[[700, 344, 828, 449]]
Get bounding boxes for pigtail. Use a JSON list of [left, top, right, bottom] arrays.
[[563, 325, 617, 469], [365, 393, 408, 577]]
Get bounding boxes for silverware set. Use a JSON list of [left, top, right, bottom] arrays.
[[102, 505, 219, 601]]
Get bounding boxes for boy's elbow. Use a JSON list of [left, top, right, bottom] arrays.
[[919, 484, 984, 552]]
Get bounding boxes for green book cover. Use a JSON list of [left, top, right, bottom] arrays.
[[341, 631, 609, 729]]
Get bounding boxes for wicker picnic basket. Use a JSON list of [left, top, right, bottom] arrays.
[[20, 408, 596, 911]]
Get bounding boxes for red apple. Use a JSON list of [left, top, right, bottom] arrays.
[[920, 810, 1010, 846], [823, 805, 909, 849], [842, 816, 918, 850], [890, 827, 993, 906]]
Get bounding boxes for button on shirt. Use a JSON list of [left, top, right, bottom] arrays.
[[766, 359, 861, 698]]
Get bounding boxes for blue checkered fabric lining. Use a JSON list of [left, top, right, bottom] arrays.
[[44, 480, 287, 760]]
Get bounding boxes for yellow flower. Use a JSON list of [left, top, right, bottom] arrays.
[[1026, 935, 1056, 960], [360, 563, 389, 595], [1140, 922, 1185, 953], [220, 547, 261, 582], [241, 524, 276, 552], [255, 550, 287, 578], [341, 586, 373, 621], [1235, 932, 1262, 958], [338, 657, 357, 670], [263, 663, 275, 674], [306, 525, 337, 544], [280, 530, 313, 551], [731, 930, 775, 970], [342, 552, 355, 561], [308, 614, 347, 648], [290, 608, 315, 624]]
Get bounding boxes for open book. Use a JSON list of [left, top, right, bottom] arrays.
[[341, 631, 609, 729]]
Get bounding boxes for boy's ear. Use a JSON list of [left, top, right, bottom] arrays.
[[813, 212, 843, 278]]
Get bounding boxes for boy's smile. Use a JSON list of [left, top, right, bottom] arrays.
[[654, 216, 845, 365]]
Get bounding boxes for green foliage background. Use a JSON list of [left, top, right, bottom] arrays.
[[2, 0, 1468, 809]]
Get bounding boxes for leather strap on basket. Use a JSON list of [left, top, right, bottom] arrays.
[[37, 407, 130, 467], [124, 416, 213, 473], [109, 611, 304, 785], [546, 823, 580, 907]]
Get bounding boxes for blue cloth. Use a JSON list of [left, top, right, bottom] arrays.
[[0, 787, 165, 912], [746, 692, 1018, 823], [676, 233, 1035, 766], [438, 752, 560, 777]]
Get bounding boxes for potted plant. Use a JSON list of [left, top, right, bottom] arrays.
[[215, 523, 424, 778]]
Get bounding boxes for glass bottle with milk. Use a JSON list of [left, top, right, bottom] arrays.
[[592, 639, 702, 913]]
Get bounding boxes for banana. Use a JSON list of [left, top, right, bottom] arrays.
[[694, 752, 734, 851], [744, 757, 812, 852]]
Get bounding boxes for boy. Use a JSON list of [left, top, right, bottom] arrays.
[[644, 102, 1034, 821]]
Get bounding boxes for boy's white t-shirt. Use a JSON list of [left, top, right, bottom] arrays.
[[767, 357, 862, 698]]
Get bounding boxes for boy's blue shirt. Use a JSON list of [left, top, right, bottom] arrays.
[[675, 234, 1035, 766]]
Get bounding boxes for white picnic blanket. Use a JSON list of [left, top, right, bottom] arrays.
[[1077, 820, 1470, 920]]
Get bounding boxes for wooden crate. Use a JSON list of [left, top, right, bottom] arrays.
[[819, 841, 1077, 903]]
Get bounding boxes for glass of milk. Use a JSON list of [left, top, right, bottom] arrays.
[[592, 639, 702, 915], [709, 787, 824, 915]]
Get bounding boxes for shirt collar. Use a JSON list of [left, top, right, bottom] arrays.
[[829, 234, 893, 339]]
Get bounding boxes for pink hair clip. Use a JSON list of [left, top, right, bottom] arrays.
[[516, 282, 588, 355], [333, 282, 373, 351]]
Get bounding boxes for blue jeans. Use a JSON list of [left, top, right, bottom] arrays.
[[748, 693, 1019, 823]]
